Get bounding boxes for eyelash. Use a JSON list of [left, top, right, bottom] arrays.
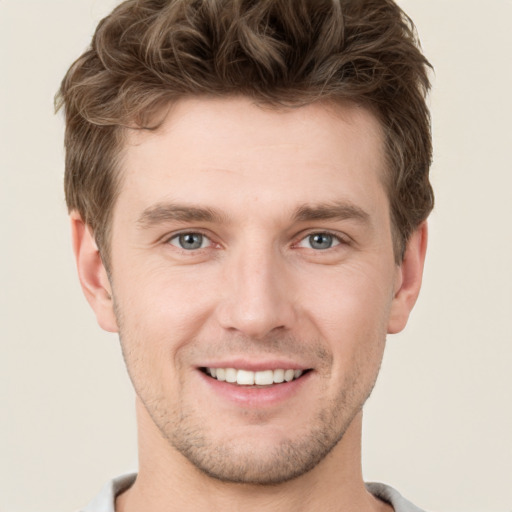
[[166, 231, 214, 251], [294, 231, 349, 251], [165, 230, 350, 252]]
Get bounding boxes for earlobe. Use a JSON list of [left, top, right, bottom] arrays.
[[70, 212, 118, 333], [387, 222, 428, 334]]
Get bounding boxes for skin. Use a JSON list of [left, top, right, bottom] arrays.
[[72, 96, 427, 512]]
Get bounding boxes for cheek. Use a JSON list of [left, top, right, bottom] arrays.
[[300, 262, 394, 363], [115, 260, 217, 326], [112, 262, 225, 388]]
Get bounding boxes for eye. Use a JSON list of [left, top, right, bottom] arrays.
[[297, 232, 341, 250], [168, 232, 211, 250]]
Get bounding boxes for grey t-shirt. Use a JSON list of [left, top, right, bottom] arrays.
[[81, 473, 426, 512]]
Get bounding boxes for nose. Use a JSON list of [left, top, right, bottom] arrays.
[[216, 242, 297, 340]]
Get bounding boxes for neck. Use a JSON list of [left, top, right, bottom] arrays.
[[116, 400, 391, 512]]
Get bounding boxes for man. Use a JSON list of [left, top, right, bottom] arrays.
[[57, 0, 433, 510]]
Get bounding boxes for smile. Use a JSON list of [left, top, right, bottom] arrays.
[[202, 368, 307, 386]]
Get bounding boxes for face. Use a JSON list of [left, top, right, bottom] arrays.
[[87, 97, 415, 484]]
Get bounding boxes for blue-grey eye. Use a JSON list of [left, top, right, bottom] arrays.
[[298, 232, 340, 250], [310, 233, 333, 250], [170, 233, 209, 250]]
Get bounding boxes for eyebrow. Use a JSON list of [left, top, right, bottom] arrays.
[[136, 200, 371, 229], [292, 202, 371, 224], [136, 203, 227, 228]]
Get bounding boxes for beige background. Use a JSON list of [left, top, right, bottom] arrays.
[[1, 0, 511, 510]]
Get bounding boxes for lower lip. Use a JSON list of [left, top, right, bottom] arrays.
[[197, 370, 311, 407]]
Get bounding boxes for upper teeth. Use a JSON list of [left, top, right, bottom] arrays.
[[206, 368, 304, 385]]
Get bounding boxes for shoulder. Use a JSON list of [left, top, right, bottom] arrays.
[[79, 473, 137, 512], [366, 482, 427, 512]]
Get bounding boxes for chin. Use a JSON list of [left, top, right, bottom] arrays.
[[179, 440, 335, 485], [164, 411, 353, 485]]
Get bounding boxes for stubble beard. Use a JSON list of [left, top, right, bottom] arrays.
[[130, 351, 380, 486], [158, 390, 365, 485], [114, 302, 384, 486]]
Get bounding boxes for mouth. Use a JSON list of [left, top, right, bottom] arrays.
[[200, 367, 310, 387]]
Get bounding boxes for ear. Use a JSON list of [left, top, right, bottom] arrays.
[[387, 222, 428, 334], [70, 212, 118, 333]]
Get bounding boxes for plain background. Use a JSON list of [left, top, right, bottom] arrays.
[[1, 1, 511, 511]]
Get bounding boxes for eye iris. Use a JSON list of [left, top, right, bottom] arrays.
[[309, 233, 333, 250], [179, 233, 203, 250]]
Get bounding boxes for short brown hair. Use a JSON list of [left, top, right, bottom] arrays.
[[56, 0, 433, 265]]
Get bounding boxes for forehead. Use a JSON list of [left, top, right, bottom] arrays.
[[126, 96, 384, 162], [117, 96, 388, 223]]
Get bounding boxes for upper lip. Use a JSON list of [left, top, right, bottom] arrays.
[[197, 358, 311, 372]]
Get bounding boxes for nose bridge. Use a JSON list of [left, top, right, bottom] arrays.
[[217, 235, 295, 339]]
